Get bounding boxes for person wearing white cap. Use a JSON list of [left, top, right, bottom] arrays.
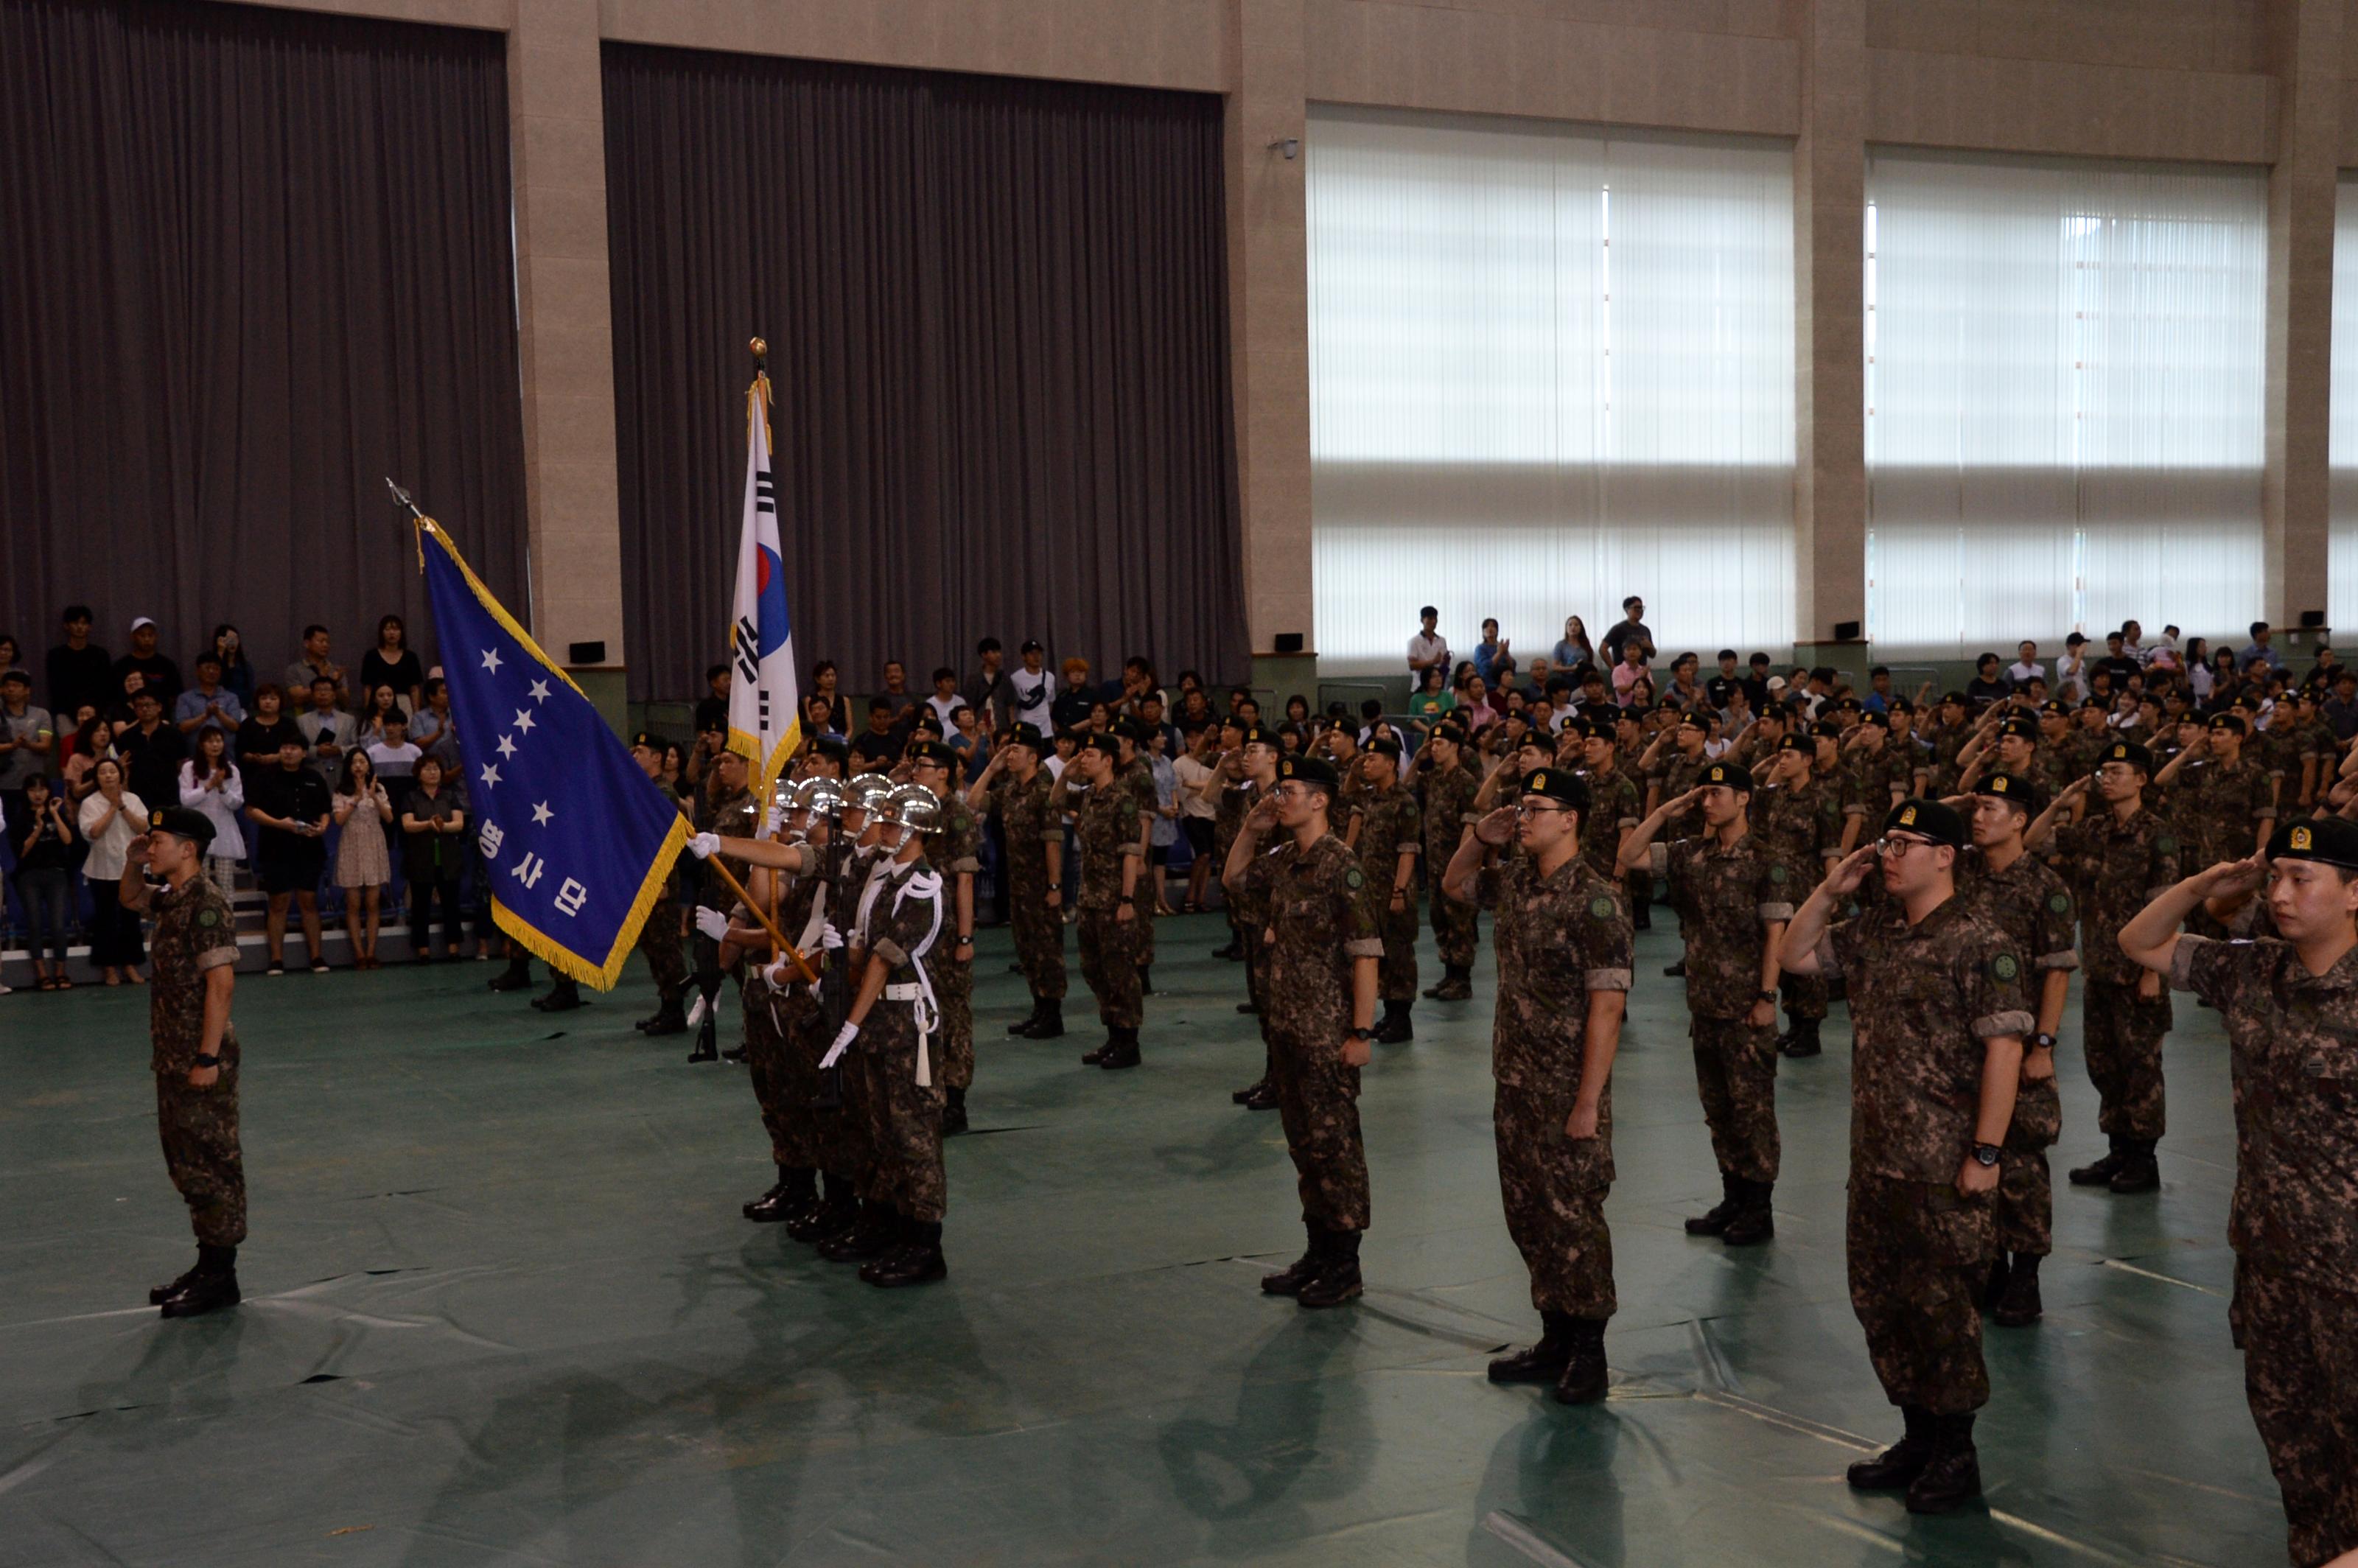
[[112, 615, 183, 707]]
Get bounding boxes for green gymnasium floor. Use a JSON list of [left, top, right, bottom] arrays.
[[2, 912, 2287, 1567]]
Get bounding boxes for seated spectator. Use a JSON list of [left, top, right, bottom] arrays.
[[245, 734, 332, 974], [285, 623, 350, 707], [175, 726, 247, 889], [807, 660, 847, 735], [399, 755, 469, 961], [850, 698, 903, 771], [45, 604, 113, 721], [1456, 673, 1497, 732], [173, 654, 245, 736], [333, 750, 395, 970], [360, 615, 424, 713], [237, 684, 302, 774], [877, 660, 917, 725], [797, 693, 834, 748], [207, 623, 256, 707], [357, 683, 408, 749], [112, 616, 183, 707], [926, 665, 963, 731], [412, 677, 461, 774], [296, 675, 358, 782], [77, 756, 148, 984], [60, 706, 105, 800], [1965, 652, 2010, 707], [693, 662, 731, 736], [114, 687, 187, 810], [366, 708, 421, 794], [10, 774, 78, 990], [0, 668, 55, 810]]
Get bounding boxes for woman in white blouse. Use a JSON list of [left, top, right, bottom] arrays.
[[177, 726, 247, 888], [77, 755, 148, 984]]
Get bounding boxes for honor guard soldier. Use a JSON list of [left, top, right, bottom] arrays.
[[1618, 760, 1793, 1247], [2121, 818, 2358, 1568], [1413, 721, 1483, 1001], [1345, 737, 1422, 1043], [1782, 800, 2032, 1514], [632, 729, 693, 1035], [1444, 766, 1632, 1401], [2029, 741, 2181, 1193], [805, 776, 893, 1250], [906, 739, 981, 1133], [1224, 755, 1383, 1308], [968, 724, 1066, 1040], [125, 807, 246, 1318], [685, 747, 762, 1063], [1060, 733, 1147, 1069]]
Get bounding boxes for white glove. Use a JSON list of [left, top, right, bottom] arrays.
[[819, 1020, 860, 1068], [688, 831, 721, 860], [763, 958, 794, 987], [694, 906, 730, 942]]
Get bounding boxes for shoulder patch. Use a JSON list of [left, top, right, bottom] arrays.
[[2047, 892, 2071, 914], [1589, 896, 1617, 920], [1767, 862, 1788, 884], [1990, 953, 2021, 981], [197, 908, 221, 928], [2155, 834, 2177, 855], [1343, 866, 1366, 891]]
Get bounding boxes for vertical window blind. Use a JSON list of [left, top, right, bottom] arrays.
[[2330, 175, 2358, 635], [1865, 153, 2268, 657], [1305, 108, 1796, 676]]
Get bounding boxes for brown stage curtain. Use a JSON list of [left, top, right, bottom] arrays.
[[603, 45, 1245, 702], [0, 0, 526, 699]]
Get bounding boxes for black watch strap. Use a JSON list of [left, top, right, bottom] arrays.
[[1972, 1141, 2003, 1166], [192, 1052, 223, 1069], [2031, 1032, 2057, 1049]]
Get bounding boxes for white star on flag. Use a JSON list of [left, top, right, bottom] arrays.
[[480, 648, 503, 675], [528, 679, 551, 703], [532, 801, 555, 826], [497, 734, 517, 759], [514, 710, 536, 733], [479, 763, 501, 790]]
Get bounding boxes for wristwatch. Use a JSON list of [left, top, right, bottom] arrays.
[[1755, 989, 1777, 1004], [1345, 1028, 1373, 1046], [1971, 1141, 2003, 1167], [192, 1053, 223, 1070], [2031, 1032, 2057, 1050]]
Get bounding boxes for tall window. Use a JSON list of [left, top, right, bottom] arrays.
[[2331, 175, 2358, 635], [1306, 108, 1795, 676], [1865, 153, 2268, 657]]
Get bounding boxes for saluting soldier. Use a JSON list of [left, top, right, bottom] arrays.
[[2158, 711, 2276, 878], [1752, 732, 1843, 1057], [1115, 718, 1161, 993], [2121, 819, 2358, 1568], [1571, 714, 1642, 891], [1227, 725, 1285, 1108], [906, 738, 981, 1134], [1346, 738, 1422, 1043], [1618, 761, 1792, 1247], [1210, 716, 1256, 965], [125, 807, 246, 1318], [1413, 721, 1483, 1002], [968, 724, 1065, 1040], [1224, 755, 1383, 1309], [1783, 799, 2032, 1516], [1443, 766, 1631, 1404], [1060, 733, 1147, 1069]]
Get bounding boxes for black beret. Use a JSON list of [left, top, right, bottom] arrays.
[[1777, 733, 1813, 755], [2269, 816, 2358, 869], [1239, 724, 1278, 749], [1998, 717, 2037, 741], [1836, 696, 1864, 713], [1430, 721, 1469, 746], [1278, 755, 1338, 790], [1080, 732, 1121, 758], [811, 735, 850, 765], [151, 805, 217, 852], [1002, 721, 1046, 751], [1367, 736, 1402, 760], [1676, 707, 1710, 731], [1890, 697, 1917, 715], [1581, 714, 1617, 741], [631, 729, 668, 751], [1942, 690, 1968, 705], [1114, 716, 1150, 743], [906, 739, 959, 769], [2039, 700, 2070, 717], [1519, 766, 1591, 812], [1858, 710, 1889, 729], [1698, 760, 1751, 791], [1515, 728, 1553, 752], [2208, 712, 2248, 736], [1810, 719, 1842, 739], [1977, 771, 2040, 813], [1882, 797, 1965, 849], [2098, 740, 2154, 774]]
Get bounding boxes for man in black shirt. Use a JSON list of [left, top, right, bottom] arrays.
[[245, 736, 332, 973], [113, 617, 183, 708], [45, 603, 113, 718], [692, 663, 731, 736], [850, 698, 903, 771], [2091, 629, 2141, 689], [115, 689, 188, 808], [1600, 596, 1654, 666], [235, 685, 303, 773], [1964, 654, 2010, 709]]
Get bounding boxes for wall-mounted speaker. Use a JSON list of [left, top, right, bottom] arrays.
[[567, 640, 607, 665], [1833, 620, 1861, 642], [1273, 633, 1305, 654], [2301, 610, 2326, 629]]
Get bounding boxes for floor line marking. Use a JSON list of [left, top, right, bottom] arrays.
[[1480, 1510, 1586, 1568]]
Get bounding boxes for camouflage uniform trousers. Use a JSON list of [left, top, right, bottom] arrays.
[[156, 1060, 247, 1247], [2236, 1261, 2358, 1568], [1780, 970, 1829, 1023], [1077, 914, 1143, 1029], [1427, 882, 1477, 969], [1271, 1030, 1370, 1231], [1690, 1015, 1781, 1183], [794, 985, 869, 1183], [937, 956, 974, 1091], [1998, 1071, 2062, 1257], [742, 979, 819, 1170], [1010, 889, 1067, 1000], [1846, 1175, 1995, 1414], [858, 1009, 947, 1222], [635, 906, 687, 1003], [2082, 978, 2169, 1141], [1494, 1079, 1614, 1319], [1378, 894, 1419, 1003], [1623, 868, 1654, 921]]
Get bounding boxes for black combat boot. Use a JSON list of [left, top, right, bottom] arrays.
[[1236, 998, 1260, 1015], [1372, 1000, 1413, 1044], [1098, 1026, 1141, 1070], [1296, 1228, 1363, 1309], [1719, 1180, 1774, 1247], [1662, 959, 1686, 978], [1904, 1413, 1984, 1514], [1007, 996, 1043, 1036], [1979, 1252, 2012, 1312], [1780, 1016, 1822, 1059], [1630, 900, 1652, 932], [2068, 1138, 2126, 1186], [149, 1256, 203, 1305], [1242, 1080, 1278, 1111], [816, 1200, 898, 1262], [639, 995, 688, 1036], [687, 1011, 720, 1064], [1684, 1172, 1741, 1236], [1487, 1310, 1576, 1384], [1026, 998, 1064, 1039], [1847, 1406, 1934, 1490], [531, 979, 583, 1013], [1080, 1030, 1112, 1065], [1432, 964, 1473, 1001], [1260, 1224, 1326, 1296], [2107, 1139, 2160, 1194], [1137, 965, 1153, 996], [745, 1166, 816, 1222], [1993, 1254, 2043, 1326], [1212, 938, 1242, 961], [864, 1220, 948, 1288], [1552, 1317, 1609, 1404], [159, 1244, 240, 1319], [789, 1173, 858, 1244], [488, 954, 533, 992], [941, 1085, 970, 1136]]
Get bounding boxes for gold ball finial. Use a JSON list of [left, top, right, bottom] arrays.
[[749, 337, 767, 358]]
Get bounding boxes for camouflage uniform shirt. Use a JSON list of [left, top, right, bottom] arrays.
[[149, 872, 240, 1073], [1663, 832, 1795, 1020]]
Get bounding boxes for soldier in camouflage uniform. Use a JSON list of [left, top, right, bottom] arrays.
[[687, 747, 762, 1063], [2124, 818, 2358, 1568], [1441, 767, 1631, 1404], [1784, 799, 2034, 1516], [1060, 733, 1148, 1069], [628, 730, 693, 1035], [125, 808, 247, 1318], [1115, 719, 1161, 991], [1413, 721, 1483, 1001], [906, 739, 982, 1133], [1921, 693, 1973, 798], [1753, 733, 1842, 1056], [2158, 711, 2277, 872], [1954, 774, 2079, 1326], [1225, 755, 1383, 1309], [1620, 761, 1794, 1247], [713, 786, 827, 1226], [808, 777, 892, 1251], [1210, 716, 1256, 963], [1227, 726, 1284, 1107], [1572, 715, 1642, 889], [1346, 739, 1422, 1042], [2032, 740, 2183, 1194], [1841, 712, 1907, 815], [969, 724, 1065, 1040]]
